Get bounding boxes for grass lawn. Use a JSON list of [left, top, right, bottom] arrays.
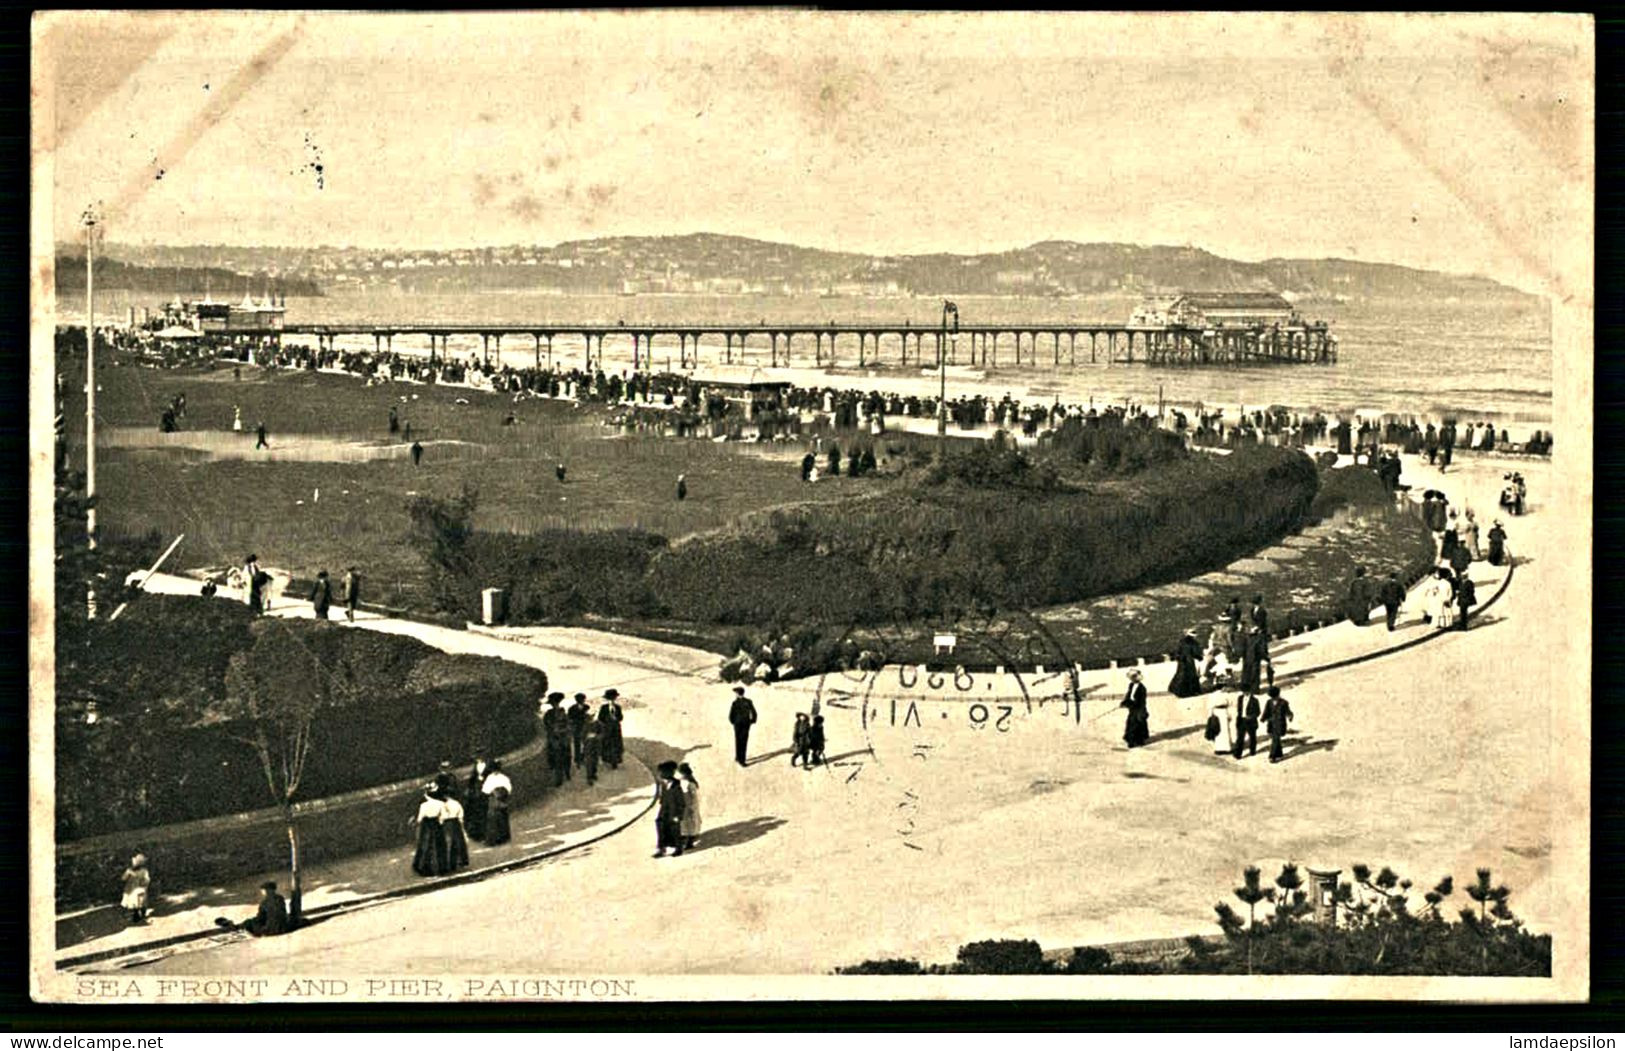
[[72, 354, 1432, 669], [79, 356, 882, 608]]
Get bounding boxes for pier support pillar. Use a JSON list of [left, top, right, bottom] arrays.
[[859, 332, 866, 367]]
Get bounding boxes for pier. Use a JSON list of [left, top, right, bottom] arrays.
[[217, 319, 1338, 371]]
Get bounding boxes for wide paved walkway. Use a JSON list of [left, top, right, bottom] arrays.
[[95, 452, 1565, 976], [58, 755, 654, 968]]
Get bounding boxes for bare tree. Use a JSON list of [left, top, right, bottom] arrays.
[[219, 623, 332, 926]]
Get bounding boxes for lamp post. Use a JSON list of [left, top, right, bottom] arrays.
[[939, 299, 959, 459], [82, 205, 101, 618]]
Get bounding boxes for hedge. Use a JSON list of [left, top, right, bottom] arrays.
[[646, 444, 1318, 626], [55, 596, 544, 839], [408, 445, 1318, 639]]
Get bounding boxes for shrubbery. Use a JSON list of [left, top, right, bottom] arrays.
[[407, 485, 666, 622], [835, 939, 1137, 975], [1041, 414, 1189, 474], [649, 445, 1317, 627], [922, 438, 1059, 491], [1186, 862, 1551, 976], [403, 446, 1319, 666], [835, 863, 1550, 977], [55, 596, 543, 839], [1309, 464, 1396, 521]]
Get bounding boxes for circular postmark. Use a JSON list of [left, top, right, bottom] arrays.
[[799, 605, 1090, 853], [807, 603, 1088, 783]]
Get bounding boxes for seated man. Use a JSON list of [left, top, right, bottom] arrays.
[[243, 880, 290, 937]]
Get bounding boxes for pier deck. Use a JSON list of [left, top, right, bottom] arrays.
[[190, 320, 1337, 370]]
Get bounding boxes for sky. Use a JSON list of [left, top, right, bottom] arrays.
[[35, 11, 1593, 296]]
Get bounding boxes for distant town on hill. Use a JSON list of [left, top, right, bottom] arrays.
[[57, 233, 1534, 303]]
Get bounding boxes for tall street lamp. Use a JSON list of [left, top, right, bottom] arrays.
[[82, 204, 101, 618], [939, 299, 959, 459]]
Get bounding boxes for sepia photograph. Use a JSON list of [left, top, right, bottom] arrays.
[[28, 10, 1594, 1005]]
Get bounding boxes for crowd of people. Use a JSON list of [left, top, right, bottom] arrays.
[[407, 686, 630, 878], [1120, 666, 1299, 765], [69, 321, 1558, 464], [1165, 595, 1278, 701]]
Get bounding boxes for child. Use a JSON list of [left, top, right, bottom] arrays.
[[581, 723, 602, 786], [791, 713, 811, 767], [120, 853, 150, 925], [808, 715, 826, 766]]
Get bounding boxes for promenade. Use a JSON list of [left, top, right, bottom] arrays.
[[71, 452, 1564, 976]]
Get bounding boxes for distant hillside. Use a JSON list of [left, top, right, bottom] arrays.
[[54, 254, 324, 298], [86, 235, 1532, 303]]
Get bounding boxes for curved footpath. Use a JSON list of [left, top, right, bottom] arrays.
[[84, 450, 1560, 977], [58, 754, 657, 971]]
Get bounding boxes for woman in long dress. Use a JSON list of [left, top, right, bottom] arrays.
[[677, 763, 702, 851], [1206, 693, 1235, 755], [1120, 670, 1150, 748], [483, 761, 513, 846], [119, 853, 151, 925], [598, 691, 625, 769], [1343, 567, 1373, 626], [1487, 521, 1508, 566], [1462, 509, 1482, 560], [441, 791, 470, 870], [1168, 630, 1203, 697], [410, 788, 447, 877]]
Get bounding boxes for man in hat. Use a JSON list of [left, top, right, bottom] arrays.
[[653, 760, 686, 858], [597, 690, 625, 769], [567, 693, 592, 765], [309, 569, 333, 621], [1262, 686, 1294, 764], [244, 554, 267, 615], [1455, 571, 1477, 632], [542, 693, 572, 786], [243, 880, 289, 937], [1378, 571, 1406, 631], [728, 685, 758, 766]]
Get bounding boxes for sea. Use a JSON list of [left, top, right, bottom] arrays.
[[75, 289, 1555, 429]]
